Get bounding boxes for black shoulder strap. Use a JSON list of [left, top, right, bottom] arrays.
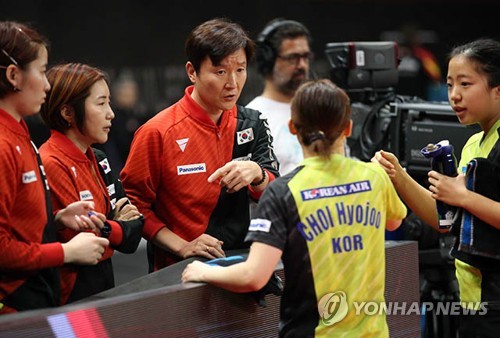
[[31, 141, 56, 243], [92, 147, 126, 210]]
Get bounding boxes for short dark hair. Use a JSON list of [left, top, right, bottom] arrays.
[[185, 18, 254, 72], [449, 38, 500, 88], [291, 79, 351, 159], [41, 63, 108, 134], [0, 21, 49, 97], [256, 19, 311, 76]]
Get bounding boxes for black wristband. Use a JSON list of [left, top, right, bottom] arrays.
[[250, 163, 266, 187], [101, 220, 112, 238]]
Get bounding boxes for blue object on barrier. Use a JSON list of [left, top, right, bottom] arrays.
[[204, 254, 283, 307], [206, 255, 246, 267]]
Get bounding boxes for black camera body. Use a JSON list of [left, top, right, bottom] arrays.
[[325, 41, 479, 181], [325, 41, 399, 103], [388, 101, 479, 182]]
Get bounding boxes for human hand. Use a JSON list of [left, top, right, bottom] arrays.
[[181, 260, 213, 283], [428, 171, 467, 207], [371, 150, 404, 185], [56, 201, 106, 232], [114, 197, 142, 221], [179, 234, 225, 260], [208, 161, 263, 193], [62, 232, 109, 265]]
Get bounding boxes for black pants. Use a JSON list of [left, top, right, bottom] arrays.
[[459, 270, 500, 338], [459, 309, 500, 338]]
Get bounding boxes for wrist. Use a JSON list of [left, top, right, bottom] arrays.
[[61, 243, 72, 264], [100, 220, 112, 238], [250, 162, 266, 187], [54, 209, 65, 229]]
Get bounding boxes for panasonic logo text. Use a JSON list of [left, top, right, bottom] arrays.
[[177, 163, 206, 175]]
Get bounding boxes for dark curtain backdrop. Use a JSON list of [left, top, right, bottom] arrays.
[[1, 0, 498, 67], [2, 0, 498, 115]]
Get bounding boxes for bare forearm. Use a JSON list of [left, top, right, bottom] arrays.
[[203, 262, 266, 293], [461, 191, 500, 230], [183, 243, 282, 292], [395, 171, 440, 231], [152, 227, 187, 257]]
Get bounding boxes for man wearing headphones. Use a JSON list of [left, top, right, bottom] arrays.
[[247, 19, 313, 175]]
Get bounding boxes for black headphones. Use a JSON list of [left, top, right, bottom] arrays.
[[256, 19, 310, 76]]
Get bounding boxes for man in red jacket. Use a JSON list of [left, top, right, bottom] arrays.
[[121, 18, 280, 271]]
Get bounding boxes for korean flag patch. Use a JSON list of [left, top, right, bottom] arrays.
[[99, 158, 111, 174], [237, 128, 254, 145]]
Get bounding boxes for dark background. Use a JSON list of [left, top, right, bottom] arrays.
[[2, 0, 499, 108], [1, 0, 497, 66]]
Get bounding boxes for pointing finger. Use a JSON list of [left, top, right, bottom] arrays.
[[208, 168, 225, 183]]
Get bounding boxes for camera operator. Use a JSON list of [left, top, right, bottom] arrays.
[[247, 18, 313, 175]]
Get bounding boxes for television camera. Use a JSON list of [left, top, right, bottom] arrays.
[[324, 41, 479, 182]]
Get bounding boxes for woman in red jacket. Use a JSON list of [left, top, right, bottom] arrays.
[[39, 63, 144, 304], [0, 21, 109, 315]]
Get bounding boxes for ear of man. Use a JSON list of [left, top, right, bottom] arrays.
[[186, 61, 196, 84]]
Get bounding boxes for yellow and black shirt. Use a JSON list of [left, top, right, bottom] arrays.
[[246, 154, 407, 337], [452, 118, 500, 309]]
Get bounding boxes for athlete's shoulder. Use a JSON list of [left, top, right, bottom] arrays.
[[462, 131, 484, 153], [345, 157, 390, 179], [92, 147, 107, 162], [39, 140, 63, 161], [272, 166, 305, 191], [137, 102, 190, 137], [464, 131, 484, 150]]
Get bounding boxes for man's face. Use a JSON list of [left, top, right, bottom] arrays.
[[188, 48, 247, 117], [271, 36, 311, 96]]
